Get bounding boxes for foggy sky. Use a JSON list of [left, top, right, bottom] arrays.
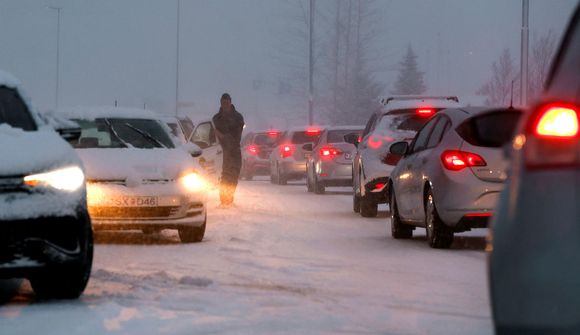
[[0, 0, 576, 129]]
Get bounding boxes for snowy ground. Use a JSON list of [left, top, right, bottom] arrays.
[[0, 177, 492, 335]]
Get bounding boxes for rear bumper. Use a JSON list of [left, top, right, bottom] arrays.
[[0, 211, 89, 278], [363, 177, 389, 203], [317, 161, 352, 185], [281, 160, 307, 178], [243, 157, 270, 175]]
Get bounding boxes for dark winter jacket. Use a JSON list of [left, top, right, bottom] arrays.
[[212, 105, 245, 152]]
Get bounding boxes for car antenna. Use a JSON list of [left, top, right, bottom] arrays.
[[509, 80, 515, 109]]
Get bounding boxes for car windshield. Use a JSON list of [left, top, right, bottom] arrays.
[[0, 86, 36, 131], [72, 118, 175, 149], [327, 129, 363, 143], [253, 133, 277, 145]]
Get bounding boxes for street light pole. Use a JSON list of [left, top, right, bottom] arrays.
[[520, 0, 529, 106], [175, 0, 181, 116], [308, 0, 315, 125], [49, 6, 62, 111]]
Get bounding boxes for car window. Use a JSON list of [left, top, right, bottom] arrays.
[[362, 113, 378, 137], [327, 129, 363, 143], [426, 117, 450, 148], [456, 111, 522, 148], [545, 9, 580, 97], [178, 118, 195, 141], [253, 133, 277, 146], [409, 117, 439, 154], [0, 87, 37, 131], [291, 131, 320, 144], [191, 122, 213, 148], [73, 118, 175, 149]]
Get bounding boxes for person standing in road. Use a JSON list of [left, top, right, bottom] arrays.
[[212, 93, 245, 207]]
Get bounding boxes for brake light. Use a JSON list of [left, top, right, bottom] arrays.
[[374, 183, 386, 190], [267, 130, 280, 137], [464, 213, 493, 218], [525, 103, 579, 169], [441, 150, 487, 171], [417, 108, 434, 117], [247, 145, 259, 155], [319, 146, 342, 158], [306, 128, 321, 136], [280, 144, 294, 158]]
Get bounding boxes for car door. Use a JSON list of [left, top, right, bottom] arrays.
[[191, 121, 223, 183], [396, 116, 440, 220]]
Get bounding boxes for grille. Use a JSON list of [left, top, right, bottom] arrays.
[[89, 206, 181, 218]]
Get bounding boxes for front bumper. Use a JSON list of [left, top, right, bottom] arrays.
[[0, 213, 88, 278]]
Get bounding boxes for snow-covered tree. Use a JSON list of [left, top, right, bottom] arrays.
[[477, 48, 519, 106], [392, 45, 426, 95]]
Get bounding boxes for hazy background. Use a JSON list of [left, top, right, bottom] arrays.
[[0, 0, 576, 130]]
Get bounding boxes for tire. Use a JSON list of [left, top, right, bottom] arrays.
[[307, 174, 314, 192], [178, 221, 206, 243], [314, 176, 325, 194], [30, 211, 93, 300], [390, 191, 413, 239], [425, 189, 453, 249], [360, 195, 378, 217], [353, 193, 361, 213]]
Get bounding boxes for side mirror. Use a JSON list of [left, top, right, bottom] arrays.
[[344, 133, 360, 147], [182, 143, 203, 157], [302, 143, 313, 151], [384, 141, 409, 166]]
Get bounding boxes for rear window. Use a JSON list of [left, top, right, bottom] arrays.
[[456, 111, 522, 148], [0, 87, 37, 131], [327, 129, 362, 143], [254, 133, 278, 146], [291, 131, 320, 144], [377, 109, 442, 133]]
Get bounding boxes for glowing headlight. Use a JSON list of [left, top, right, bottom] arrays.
[[180, 172, 206, 192], [24, 166, 85, 192]]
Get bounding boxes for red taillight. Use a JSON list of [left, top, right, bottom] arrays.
[[247, 145, 259, 155], [280, 144, 294, 158], [525, 103, 579, 169], [267, 131, 280, 137], [464, 213, 493, 218], [374, 183, 386, 190], [306, 128, 321, 136], [441, 150, 487, 171], [320, 146, 342, 158], [417, 108, 434, 117]]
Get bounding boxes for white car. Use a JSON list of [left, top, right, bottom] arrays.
[[0, 71, 93, 299], [62, 107, 208, 243], [190, 119, 223, 185]]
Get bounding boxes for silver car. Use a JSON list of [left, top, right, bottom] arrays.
[[351, 96, 462, 217], [387, 107, 522, 248], [270, 126, 323, 185], [305, 126, 363, 194], [489, 6, 580, 333]]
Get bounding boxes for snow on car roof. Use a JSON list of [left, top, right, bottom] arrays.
[[0, 70, 22, 89], [324, 125, 364, 131], [58, 106, 162, 121]]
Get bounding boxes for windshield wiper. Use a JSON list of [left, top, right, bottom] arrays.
[[103, 119, 130, 148], [123, 123, 167, 148]]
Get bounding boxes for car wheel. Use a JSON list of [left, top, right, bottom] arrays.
[[314, 175, 325, 194], [30, 210, 93, 300], [306, 167, 314, 192], [360, 195, 378, 217], [390, 191, 412, 239], [178, 221, 206, 243], [425, 189, 453, 249]]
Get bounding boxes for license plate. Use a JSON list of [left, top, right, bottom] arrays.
[[304, 153, 311, 159], [101, 196, 158, 207], [345, 153, 352, 160]]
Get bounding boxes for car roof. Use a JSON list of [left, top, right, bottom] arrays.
[[323, 125, 364, 131], [380, 96, 462, 114], [441, 107, 522, 124], [59, 106, 162, 121]]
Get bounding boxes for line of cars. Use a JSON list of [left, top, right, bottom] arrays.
[[0, 72, 209, 299]]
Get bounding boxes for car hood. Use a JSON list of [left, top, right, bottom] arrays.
[[77, 148, 195, 181], [0, 125, 81, 176]]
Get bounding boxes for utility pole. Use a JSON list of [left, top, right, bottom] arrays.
[[175, 0, 181, 116], [520, 0, 529, 106], [49, 6, 62, 111], [308, 0, 315, 125]]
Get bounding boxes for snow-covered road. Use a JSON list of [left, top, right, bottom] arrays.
[[0, 178, 492, 334]]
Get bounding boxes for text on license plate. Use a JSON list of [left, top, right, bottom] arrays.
[[104, 196, 158, 207]]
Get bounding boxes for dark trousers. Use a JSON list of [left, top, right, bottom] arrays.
[[220, 148, 242, 204]]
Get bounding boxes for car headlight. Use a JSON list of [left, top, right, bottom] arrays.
[[179, 171, 206, 192], [24, 166, 85, 192]]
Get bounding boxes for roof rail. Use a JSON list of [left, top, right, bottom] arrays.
[[379, 95, 459, 105]]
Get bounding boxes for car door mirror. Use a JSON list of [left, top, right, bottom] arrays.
[[344, 133, 360, 147], [302, 143, 313, 151], [384, 141, 409, 166], [182, 143, 202, 158]]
